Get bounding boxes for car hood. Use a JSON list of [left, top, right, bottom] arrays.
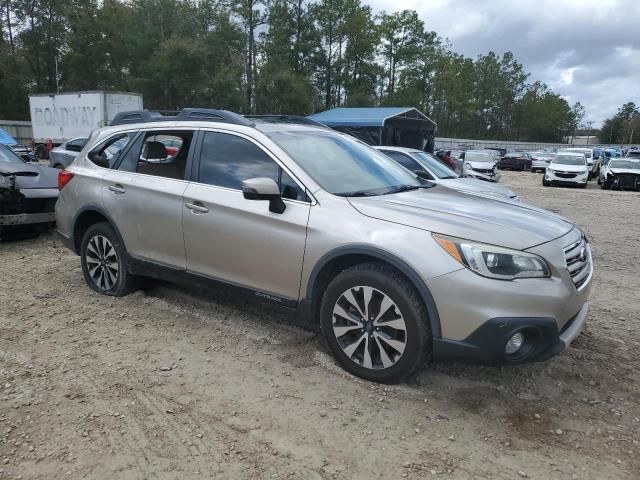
[[465, 160, 495, 169], [439, 178, 517, 199], [548, 164, 586, 173], [348, 186, 574, 250], [0, 161, 59, 189], [609, 168, 640, 175]]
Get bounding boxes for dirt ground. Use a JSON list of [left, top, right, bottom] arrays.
[[1, 171, 639, 480]]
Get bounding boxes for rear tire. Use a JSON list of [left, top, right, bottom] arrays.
[[320, 263, 431, 384], [80, 222, 137, 297]]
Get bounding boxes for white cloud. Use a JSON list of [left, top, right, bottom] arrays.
[[368, 0, 640, 127]]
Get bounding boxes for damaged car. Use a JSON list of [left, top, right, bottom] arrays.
[[0, 144, 58, 239], [459, 150, 499, 180], [599, 158, 640, 190]]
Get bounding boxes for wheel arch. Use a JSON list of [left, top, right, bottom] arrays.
[[300, 246, 442, 338], [72, 206, 127, 256]]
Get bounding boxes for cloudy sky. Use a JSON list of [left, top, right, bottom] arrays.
[[370, 0, 640, 127]]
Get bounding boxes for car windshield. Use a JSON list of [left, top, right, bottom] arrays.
[[553, 155, 585, 166], [609, 160, 640, 170], [0, 144, 23, 164], [626, 151, 640, 159], [267, 130, 425, 196], [533, 153, 555, 159], [465, 152, 493, 163], [566, 149, 592, 159], [411, 152, 458, 179]]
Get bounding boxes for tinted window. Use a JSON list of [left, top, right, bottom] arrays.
[[67, 138, 87, 152], [381, 151, 421, 172], [199, 132, 306, 201]]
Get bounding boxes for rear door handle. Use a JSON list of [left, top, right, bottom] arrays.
[[185, 202, 209, 214], [108, 184, 126, 194]]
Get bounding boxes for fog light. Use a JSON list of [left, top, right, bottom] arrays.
[[505, 332, 524, 355]]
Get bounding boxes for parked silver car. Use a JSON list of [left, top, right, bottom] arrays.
[[531, 151, 556, 173], [49, 137, 88, 169], [374, 146, 519, 201], [55, 110, 592, 383]]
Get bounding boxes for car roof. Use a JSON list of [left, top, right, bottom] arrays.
[[556, 151, 585, 157], [373, 146, 423, 154], [91, 120, 329, 140]]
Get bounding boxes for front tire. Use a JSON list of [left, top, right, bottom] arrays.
[[542, 176, 550, 187], [80, 222, 137, 296], [320, 263, 431, 383]]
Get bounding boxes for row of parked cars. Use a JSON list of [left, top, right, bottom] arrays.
[[436, 146, 640, 191]]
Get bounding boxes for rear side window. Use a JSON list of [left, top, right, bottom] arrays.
[[118, 131, 194, 180], [87, 132, 137, 168], [198, 131, 307, 201], [66, 138, 87, 152]]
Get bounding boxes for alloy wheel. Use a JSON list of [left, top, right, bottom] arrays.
[[85, 235, 119, 291], [332, 286, 407, 370]]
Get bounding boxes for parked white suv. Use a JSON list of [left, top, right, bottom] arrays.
[[55, 109, 592, 383], [543, 152, 589, 188]]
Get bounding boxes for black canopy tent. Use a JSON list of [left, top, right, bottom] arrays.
[[308, 107, 437, 153]]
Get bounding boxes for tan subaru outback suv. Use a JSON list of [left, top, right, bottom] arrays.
[[55, 109, 592, 383]]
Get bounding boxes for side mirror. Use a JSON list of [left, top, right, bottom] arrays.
[[415, 170, 434, 180], [241, 177, 286, 214]]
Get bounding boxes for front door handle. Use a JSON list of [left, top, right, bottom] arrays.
[[108, 184, 126, 194], [185, 202, 209, 214]]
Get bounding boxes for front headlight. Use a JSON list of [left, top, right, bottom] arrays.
[[433, 234, 551, 280]]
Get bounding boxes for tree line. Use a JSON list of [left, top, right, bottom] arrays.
[[1, 0, 587, 142], [599, 102, 639, 145]]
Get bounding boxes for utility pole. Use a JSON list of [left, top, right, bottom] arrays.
[[586, 121, 593, 145]]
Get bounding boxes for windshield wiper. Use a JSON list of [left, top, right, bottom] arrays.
[[334, 190, 380, 197], [383, 183, 434, 195]]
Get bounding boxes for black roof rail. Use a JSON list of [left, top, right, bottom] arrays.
[[110, 108, 255, 127], [245, 115, 327, 127]]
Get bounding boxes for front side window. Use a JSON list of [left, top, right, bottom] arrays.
[[199, 131, 307, 201], [267, 130, 421, 196]]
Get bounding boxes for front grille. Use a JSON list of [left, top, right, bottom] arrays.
[[563, 236, 592, 291], [613, 173, 640, 189], [475, 168, 495, 175], [555, 172, 577, 178]]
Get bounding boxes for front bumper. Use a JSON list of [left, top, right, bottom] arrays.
[[0, 211, 55, 226], [545, 169, 588, 185], [433, 303, 589, 364], [428, 227, 591, 365]]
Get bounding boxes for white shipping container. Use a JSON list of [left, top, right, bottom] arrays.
[[29, 91, 143, 143]]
